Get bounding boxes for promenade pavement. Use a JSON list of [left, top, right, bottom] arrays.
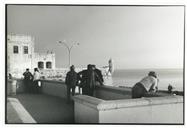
[[7, 93, 74, 124]]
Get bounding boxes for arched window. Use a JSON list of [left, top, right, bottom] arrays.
[[38, 61, 44, 69], [46, 61, 52, 69]]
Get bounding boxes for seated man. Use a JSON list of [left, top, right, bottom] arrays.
[[132, 71, 159, 98]]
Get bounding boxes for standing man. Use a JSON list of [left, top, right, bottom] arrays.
[[88, 65, 103, 96], [87, 65, 97, 96], [65, 65, 78, 103], [23, 68, 33, 93], [78, 64, 103, 96], [33, 68, 41, 93], [132, 71, 159, 98], [77, 64, 91, 95], [92, 65, 104, 85], [78, 64, 93, 96], [84, 64, 103, 96]]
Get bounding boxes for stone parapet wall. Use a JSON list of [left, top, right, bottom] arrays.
[[7, 79, 25, 95], [7, 79, 66, 97], [96, 96, 183, 110], [74, 95, 104, 123], [95, 85, 132, 100], [6, 79, 184, 124], [41, 80, 67, 98], [74, 95, 183, 124]]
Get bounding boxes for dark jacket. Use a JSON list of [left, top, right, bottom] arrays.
[[77, 70, 88, 87], [23, 71, 33, 80], [95, 68, 104, 83], [65, 70, 77, 87], [78, 69, 102, 88]]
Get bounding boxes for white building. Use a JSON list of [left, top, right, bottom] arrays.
[[7, 34, 56, 78]]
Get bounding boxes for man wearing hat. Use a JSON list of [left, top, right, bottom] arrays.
[[132, 71, 159, 98]]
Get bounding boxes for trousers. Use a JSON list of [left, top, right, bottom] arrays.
[[132, 82, 147, 98], [67, 86, 75, 101]]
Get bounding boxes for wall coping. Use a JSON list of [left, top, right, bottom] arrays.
[[8, 79, 65, 84], [74, 95, 183, 111], [10, 79, 183, 95], [96, 85, 131, 94], [41, 79, 65, 84], [99, 96, 183, 110]]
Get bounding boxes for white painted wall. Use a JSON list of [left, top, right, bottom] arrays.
[[99, 102, 183, 123], [7, 34, 56, 78], [7, 35, 34, 77], [74, 102, 98, 123]]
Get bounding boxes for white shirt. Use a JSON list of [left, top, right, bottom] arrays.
[[33, 71, 40, 81], [140, 76, 158, 92]]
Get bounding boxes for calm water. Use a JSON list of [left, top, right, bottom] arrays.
[[110, 69, 183, 91]]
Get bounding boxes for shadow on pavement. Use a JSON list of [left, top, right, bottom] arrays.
[[13, 93, 74, 124]]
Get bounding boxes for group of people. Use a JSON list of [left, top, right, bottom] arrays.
[[65, 65, 159, 101], [23, 68, 41, 93], [22, 65, 159, 101], [65, 64, 104, 102]]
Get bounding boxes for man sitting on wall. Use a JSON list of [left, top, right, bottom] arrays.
[[131, 71, 159, 98]]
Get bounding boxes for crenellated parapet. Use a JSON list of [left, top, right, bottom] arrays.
[[7, 34, 35, 43]]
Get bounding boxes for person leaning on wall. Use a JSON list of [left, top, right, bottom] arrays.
[[131, 71, 159, 98]]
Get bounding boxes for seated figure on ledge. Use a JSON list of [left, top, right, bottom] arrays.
[[132, 71, 159, 98]]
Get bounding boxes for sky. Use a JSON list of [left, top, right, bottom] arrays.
[[7, 5, 184, 69]]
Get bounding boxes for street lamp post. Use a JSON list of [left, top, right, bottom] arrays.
[[59, 40, 79, 68]]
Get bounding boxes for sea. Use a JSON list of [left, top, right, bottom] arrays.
[[107, 69, 183, 91]]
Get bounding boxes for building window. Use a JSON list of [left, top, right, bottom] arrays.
[[24, 46, 28, 54], [46, 61, 52, 69], [38, 61, 44, 69], [13, 46, 19, 54]]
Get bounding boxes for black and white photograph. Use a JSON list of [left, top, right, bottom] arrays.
[[5, 3, 184, 124]]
